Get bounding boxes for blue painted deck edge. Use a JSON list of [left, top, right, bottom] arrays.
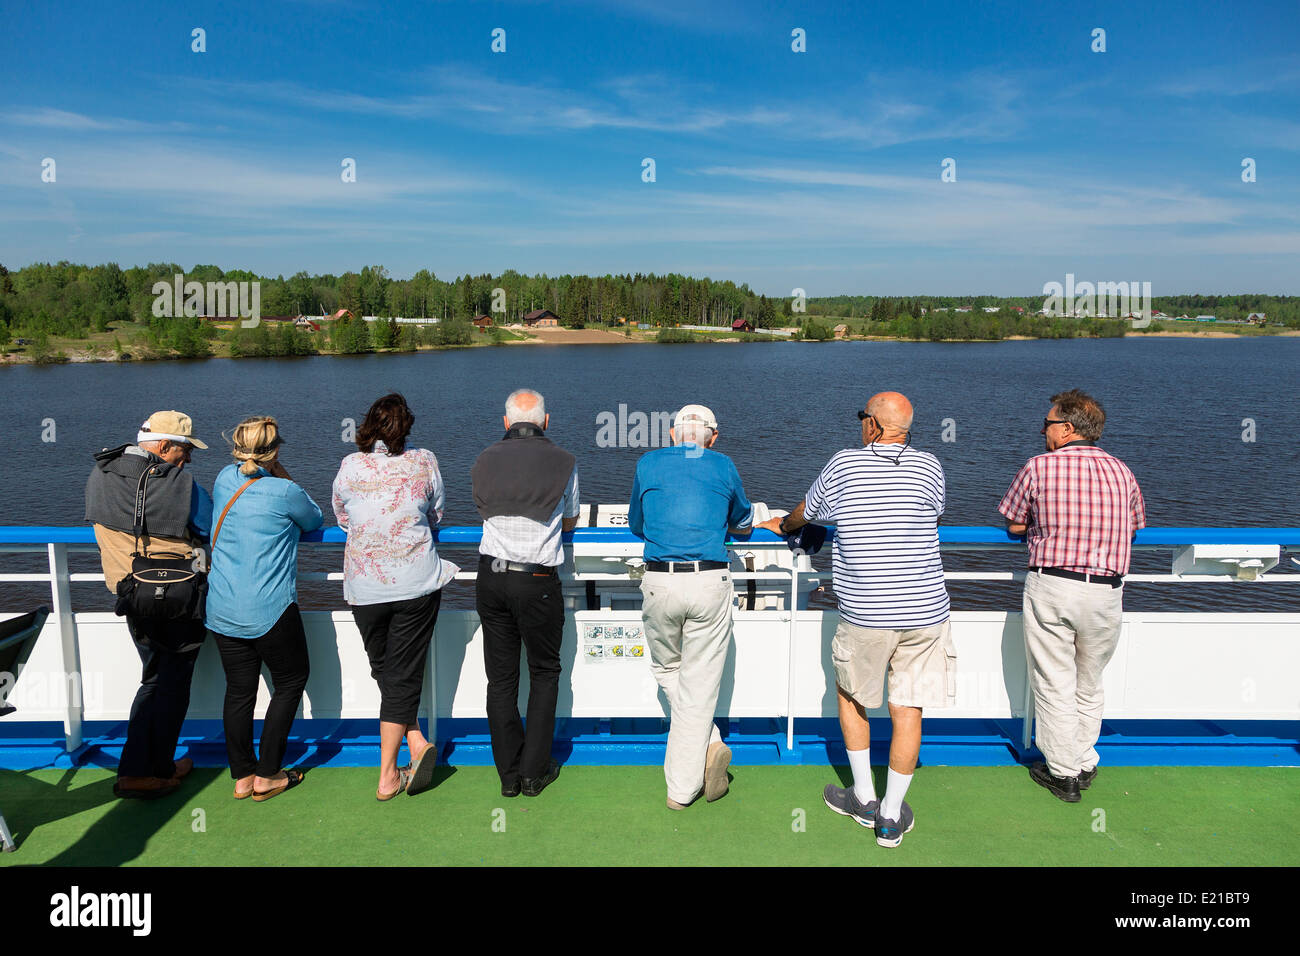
[[2, 718, 1296, 770]]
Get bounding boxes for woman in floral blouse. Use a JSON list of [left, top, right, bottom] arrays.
[[332, 393, 458, 800]]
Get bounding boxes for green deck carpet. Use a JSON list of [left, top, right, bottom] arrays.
[[1, 765, 1296, 866]]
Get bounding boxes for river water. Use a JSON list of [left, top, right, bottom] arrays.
[[2, 337, 1297, 613]]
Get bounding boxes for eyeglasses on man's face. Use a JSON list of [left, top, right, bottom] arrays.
[[857, 410, 873, 423], [1042, 418, 1071, 431]]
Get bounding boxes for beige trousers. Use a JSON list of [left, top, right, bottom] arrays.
[[1023, 570, 1123, 778], [640, 569, 732, 804]]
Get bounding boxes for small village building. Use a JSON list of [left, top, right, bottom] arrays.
[[732, 318, 755, 333], [1247, 312, 1267, 324], [833, 324, 849, 339], [524, 309, 560, 327], [473, 314, 493, 329]]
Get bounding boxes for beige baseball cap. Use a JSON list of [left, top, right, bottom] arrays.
[[674, 404, 718, 430], [137, 410, 208, 449]]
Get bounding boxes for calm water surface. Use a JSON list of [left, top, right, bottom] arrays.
[[2, 338, 1297, 613]]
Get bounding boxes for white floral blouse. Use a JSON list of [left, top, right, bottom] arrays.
[[331, 440, 460, 605]]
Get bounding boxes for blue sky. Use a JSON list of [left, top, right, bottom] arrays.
[[2, 0, 1298, 295]]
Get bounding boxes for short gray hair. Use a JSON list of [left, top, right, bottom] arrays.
[[505, 388, 546, 426], [674, 422, 714, 446]]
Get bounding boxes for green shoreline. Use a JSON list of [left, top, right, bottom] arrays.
[[3, 323, 1296, 367]]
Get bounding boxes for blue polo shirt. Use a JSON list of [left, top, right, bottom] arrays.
[[628, 445, 752, 563], [205, 464, 324, 638]]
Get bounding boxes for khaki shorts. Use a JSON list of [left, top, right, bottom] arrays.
[[832, 618, 957, 709]]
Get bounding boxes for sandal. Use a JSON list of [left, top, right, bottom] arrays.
[[233, 785, 255, 800], [405, 743, 438, 797], [252, 768, 305, 802], [377, 765, 412, 802]]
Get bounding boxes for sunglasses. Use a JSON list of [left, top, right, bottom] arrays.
[[1043, 418, 1071, 430], [857, 410, 872, 422]]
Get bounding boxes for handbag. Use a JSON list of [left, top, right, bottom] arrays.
[[114, 466, 208, 620]]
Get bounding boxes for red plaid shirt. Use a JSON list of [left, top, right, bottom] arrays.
[[998, 443, 1146, 575]]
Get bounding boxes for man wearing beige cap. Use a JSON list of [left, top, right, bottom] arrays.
[[629, 404, 753, 808], [85, 411, 214, 799]]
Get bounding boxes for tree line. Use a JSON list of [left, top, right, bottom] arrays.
[[2, 261, 1296, 356]]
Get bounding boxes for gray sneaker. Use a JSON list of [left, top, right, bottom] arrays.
[[874, 801, 914, 848], [823, 783, 877, 828]]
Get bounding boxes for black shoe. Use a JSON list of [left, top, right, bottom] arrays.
[[521, 759, 560, 797], [1029, 761, 1081, 803], [1078, 766, 1097, 790], [501, 778, 521, 798]]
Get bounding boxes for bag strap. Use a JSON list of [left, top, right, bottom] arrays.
[[212, 477, 261, 548], [130, 466, 155, 557]]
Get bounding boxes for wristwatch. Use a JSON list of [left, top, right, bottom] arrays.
[[778, 516, 790, 535]]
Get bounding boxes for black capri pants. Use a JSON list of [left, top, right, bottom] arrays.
[[351, 589, 443, 725]]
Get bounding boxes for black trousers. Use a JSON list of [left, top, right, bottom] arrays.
[[211, 603, 310, 779], [475, 556, 564, 784], [119, 615, 205, 779], [351, 589, 442, 726]]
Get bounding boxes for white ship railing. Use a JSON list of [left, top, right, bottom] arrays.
[[2, 525, 1298, 756]]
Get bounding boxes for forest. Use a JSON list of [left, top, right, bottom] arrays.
[[2, 261, 1295, 362]]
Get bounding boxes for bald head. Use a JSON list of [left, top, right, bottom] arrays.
[[864, 391, 913, 442], [504, 388, 547, 428]]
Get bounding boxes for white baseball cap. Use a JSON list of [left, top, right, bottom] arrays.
[[674, 404, 718, 430]]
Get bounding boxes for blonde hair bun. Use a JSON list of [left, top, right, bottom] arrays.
[[227, 416, 282, 476]]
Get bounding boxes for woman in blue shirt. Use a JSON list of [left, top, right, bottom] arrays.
[[206, 416, 323, 801]]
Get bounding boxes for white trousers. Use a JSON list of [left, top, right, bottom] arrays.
[[1022, 571, 1123, 778], [640, 569, 732, 804]]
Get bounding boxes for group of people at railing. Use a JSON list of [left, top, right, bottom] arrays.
[[83, 384, 1144, 848]]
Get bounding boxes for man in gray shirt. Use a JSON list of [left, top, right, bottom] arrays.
[[471, 389, 579, 798]]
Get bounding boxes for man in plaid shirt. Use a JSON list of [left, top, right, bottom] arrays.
[[998, 389, 1145, 802]]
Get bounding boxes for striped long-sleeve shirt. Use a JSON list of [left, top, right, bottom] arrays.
[[804, 444, 950, 629]]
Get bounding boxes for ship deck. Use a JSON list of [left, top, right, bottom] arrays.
[[2, 763, 1295, 867]]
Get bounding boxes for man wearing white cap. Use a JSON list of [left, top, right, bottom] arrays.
[[628, 404, 753, 808], [85, 411, 214, 799]]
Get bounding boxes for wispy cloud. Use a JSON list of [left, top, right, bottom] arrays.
[[176, 65, 1030, 147], [0, 139, 506, 208], [1155, 64, 1300, 98], [1, 108, 193, 133]]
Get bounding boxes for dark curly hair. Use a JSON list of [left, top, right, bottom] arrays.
[[356, 393, 415, 455]]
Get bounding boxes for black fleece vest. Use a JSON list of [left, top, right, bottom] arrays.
[[472, 423, 576, 523], [84, 444, 197, 539]]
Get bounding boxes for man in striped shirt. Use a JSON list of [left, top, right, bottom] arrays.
[[999, 388, 1145, 802], [761, 391, 954, 848]]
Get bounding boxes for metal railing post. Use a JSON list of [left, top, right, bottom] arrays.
[[426, 617, 439, 753], [1020, 648, 1034, 753], [786, 565, 798, 751], [47, 543, 83, 752]]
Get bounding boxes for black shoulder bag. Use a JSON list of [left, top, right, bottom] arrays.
[[113, 465, 207, 620]]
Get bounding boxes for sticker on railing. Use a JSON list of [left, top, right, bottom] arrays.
[[582, 623, 646, 663]]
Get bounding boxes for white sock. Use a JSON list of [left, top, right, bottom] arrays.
[[881, 768, 913, 820], [846, 748, 876, 803]]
